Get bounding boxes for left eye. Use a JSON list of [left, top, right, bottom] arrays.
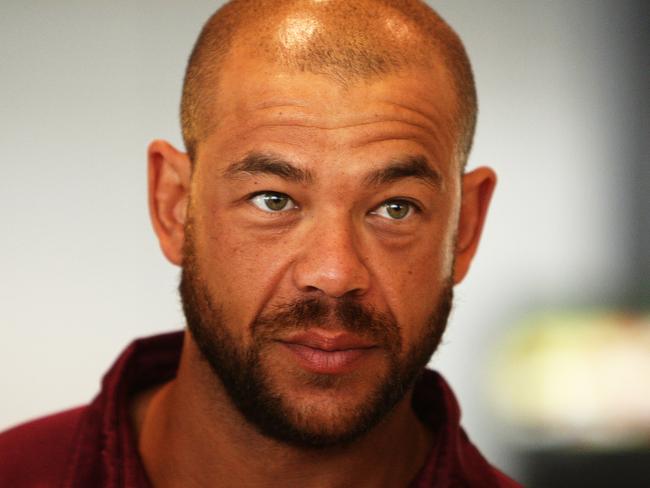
[[372, 200, 415, 220], [250, 192, 297, 212]]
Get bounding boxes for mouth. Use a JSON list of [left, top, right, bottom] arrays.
[[277, 329, 379, 374]]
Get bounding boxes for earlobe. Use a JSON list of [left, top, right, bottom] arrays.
[[147, 140, 191, 266], [453, 167, 497, 284]]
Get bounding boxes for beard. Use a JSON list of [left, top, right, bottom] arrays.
[[179, 231, 454, 449]]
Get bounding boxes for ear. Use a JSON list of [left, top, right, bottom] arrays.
[[453, 166, 497, 284], [147, 140, 191, 266]]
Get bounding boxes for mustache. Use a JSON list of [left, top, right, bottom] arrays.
[[251, 297, 402, 346]]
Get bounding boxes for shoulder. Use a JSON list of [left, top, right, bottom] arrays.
[[412, 371, 523, 487], [0, 406, 87, 486], [492, 468, 522, 487]]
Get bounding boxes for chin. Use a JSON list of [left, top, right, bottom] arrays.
[[244, 355, 410, 449]]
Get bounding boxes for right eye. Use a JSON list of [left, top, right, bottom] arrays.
[[249, 192, 297, 212]]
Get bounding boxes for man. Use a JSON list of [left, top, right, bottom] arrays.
[[0, 0, 519, 486]]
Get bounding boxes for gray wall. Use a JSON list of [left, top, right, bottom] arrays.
[[1, 0, 645, 475]]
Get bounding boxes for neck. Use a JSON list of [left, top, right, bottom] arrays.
[[133, 334, 433, 488]]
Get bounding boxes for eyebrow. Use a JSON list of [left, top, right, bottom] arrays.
[[223, 152, 314, 184], [363, 155, 441, 189], [223, 152, 440, 188]]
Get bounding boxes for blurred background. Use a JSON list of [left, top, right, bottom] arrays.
[[1, 1, 648, 485]]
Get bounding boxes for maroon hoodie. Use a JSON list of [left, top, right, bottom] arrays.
[[0, 332, 520, 487]]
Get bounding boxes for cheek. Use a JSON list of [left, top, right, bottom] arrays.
[[371, 225, 456, 344], [192, 202, 295, 327]]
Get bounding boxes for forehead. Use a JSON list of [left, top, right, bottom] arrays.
[[197, 45, 459, 173]]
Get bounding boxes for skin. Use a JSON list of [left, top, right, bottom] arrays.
[[139, 31, 495, 488]]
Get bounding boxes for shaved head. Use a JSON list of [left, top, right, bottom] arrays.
[[181, 0, 477, 167]]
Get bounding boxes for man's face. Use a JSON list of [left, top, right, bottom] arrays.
[[180, 51, 462, 447]]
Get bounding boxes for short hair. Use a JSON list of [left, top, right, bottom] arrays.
[[180, 0, 477, 168]]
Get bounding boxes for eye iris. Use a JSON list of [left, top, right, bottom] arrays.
[[386, 202, 409, 219], [264, 193, 288, 211]]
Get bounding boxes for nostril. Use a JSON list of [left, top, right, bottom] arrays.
[[337, 287, 367, 301]]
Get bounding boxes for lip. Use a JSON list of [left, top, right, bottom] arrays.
[[282, 330, 377, 351], [278, 330, 378, 374]]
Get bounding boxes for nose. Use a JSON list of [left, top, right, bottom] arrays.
[[292, 216, 371, 298]]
